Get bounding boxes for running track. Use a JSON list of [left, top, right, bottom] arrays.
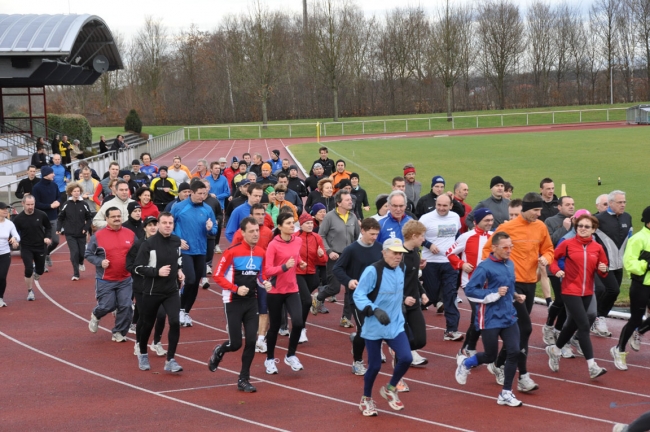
[[2, 122, 647, 431]]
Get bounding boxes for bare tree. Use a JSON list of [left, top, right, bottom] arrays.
[[174, 25, 206, 123], [586, 21, 605, 103], [552, 3, 579, 101], [346, 11, 375, 115], [527, 1, 556, 106], [567, 17, 588, 104], [631, 0, 650, 99], [590, 0, 621, 103], [133, 16, 169, 123], [477, 0, 525, 110], [617, 3, 638, 102]]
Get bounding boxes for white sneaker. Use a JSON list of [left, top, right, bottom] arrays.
[[128, 323, 136, 334], [569, 334, 584, 357], [611, 346, 628, 370], [215, 245, 222, 254], [517, 373, 539, 392], [589, 362, 607, 379], [206, 265, 212, 275], [284, 355, 304, 371], [150, 342, 167, 357], [112, 332, 126, 343], [456, 296, 463, 304], [79, 264, 85, 272], [133, 341, 139, 356], [278, 327, 290, 336], [592, 316, 611, 337], [561, 345, 575, 359], [487, 363, 505, 386], [179, 310, 186, 327], [631, 329, 642, 352], [27, 290, 35, 301], [184, 313, 193, 327], [352, 360, 367, 375], [200, 277, 210, 289], [497, 390, 523, 407], [545, 345, 561, 372], [88, 313, 99, 333], [71, 276, 79, 281], [255, 339, 268, 353], [542, 325, 556, 346], [411, 350, 428, 367], [264, 358, 279, 374], [455, 357, 470, 385], [299, 328, 308, 344]]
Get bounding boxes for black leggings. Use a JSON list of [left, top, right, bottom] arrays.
[[625, 410, 650, 432], [404, 306, 426, 351], [267, 292, 304, 359], [463, 301, 481, 351], [546, 275, 567, 331], [20, 246, 45, 278], [67, 236, 86, 277], [133, 292, 166, 345], [221, 298, 259, 380], [297, 274, 319, 324], [351, 306, 367, 362], [138, 292, 181, 361], [618, 279, 650, 352], [597, 268, 623, 317], [557, 294, 594, 360], [477, 324, 520, 391], [180, 254, 206, 313], [0, 253, 11, 298], [496, 282, 534, 374]]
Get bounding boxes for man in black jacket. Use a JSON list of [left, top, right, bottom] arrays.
[[30, 146, 47, 169], [305, 163, 325, 193], [12, 194, 52, 301], [57, 183, 93, 280], [287, 165, 308, 198], [15, 166, 40, 199], [31, 166, 61, 267], [310, 146, 335, 176], [134, 212, 185, 373], [539, 177, 559, 222], [415, 175, 465, 219]]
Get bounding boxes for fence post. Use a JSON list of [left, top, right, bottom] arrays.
[[362, 121, 365, 135], [289, 124, 292, 138], [452, 117, 455, 130], [476, 116, 479, 128], [553, 112, 555, 124], [428, 118, 431, 130], [198, 127, 201, 140], [580, 111, 582, 123], [384, 121, 386, 133], [259, 125, 261, 138], [501, 115, 503, 127], [342, 123, 344, 136], [406, 119, 408, 132], [228, 126, 231, 139], [607, 109, 609, 121]]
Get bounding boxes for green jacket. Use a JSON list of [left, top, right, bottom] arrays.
[[623, 226, 650, 285]]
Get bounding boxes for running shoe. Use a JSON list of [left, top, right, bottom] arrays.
[[133, 341, 139, 356], [381, 348, 386, 363], [201, 277, 210, 289], [264, 358, 279, 374], [379, 385, 404, 411], [542, 325, 556, 346], [215, 245, 222, 254], [112, 332, 126, 343], [340, 317, 354, 328], [71, 276, 79, 281], [284, 355, 304, 371], [326, 295, 337, 303], [26, 290, 35, 301], [128, 323, 136, 334], [299, 328, 308, 344], [79, 264, 85, 272], [88, 313, 99, 333], [487, 363, 504, 385], [436, 302, 445, 313], [311, 293, 322, 315], [138, 353, 150, 371], [150, 342, 167, 357], [238, 378, 257, 393], [359, 396, 378, 417], [456, 296, 463, 304], [208, 344, 224, 372], [352, 361, 367, 376], [164, 358, 183, 373], [278, 327, 290, 336], [455, 356, 470, 385], [517, 373, 539, 392], [317, 304, 329, 314], [561, 345, 575, 359], [0, 298, 6, 307], [349, 332, 356, 344], [443, 331, 464, 341], [45, 255, 52, 267], [569, 334, 584, 357], [396, 378, 409, 392], [589, 362, 607, 379], [497, 390, 523, 407], [255, 339, 268, 353], [43, 267, 48, 273], [631, 330, 642, 352], [592, 317, 612, 337], [612, 424, 628, 432], [545, 345, 560, 372], [458, 347, 477, 360], [611, 346, 628, 371], [411, 350, 428, 367], [33, 273, 40, 280], [206, 265, 212, 275], [184, 313, 193, 327], [179, 310, 186, 327]]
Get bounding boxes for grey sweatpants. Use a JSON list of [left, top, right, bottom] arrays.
[[93, 277, 133, 336]]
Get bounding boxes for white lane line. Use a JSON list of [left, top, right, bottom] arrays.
[[0, 330, 287, 432], [158, 381, 262, 394]]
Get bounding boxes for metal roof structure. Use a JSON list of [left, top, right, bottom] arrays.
[[0, 14, 123, 87]]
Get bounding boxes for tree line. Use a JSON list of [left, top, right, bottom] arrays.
[[47, 0, 650, 127]]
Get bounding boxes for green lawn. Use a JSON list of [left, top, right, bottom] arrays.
[[91, 126, 182, 142], [290, 126, 647, 305]]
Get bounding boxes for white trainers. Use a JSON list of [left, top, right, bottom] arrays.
[[517, 373, 539, 392], [26, 290, 35, 301], [88, 313, 99, 333], [128, 323, 136, 334], [150, 342, 167, 356], [112, 332, 126, 343], [570, 334, 584, 357], [79, 264, 85, 272], [284, 355, 304, 371], [497, 390, 523, 407], [264, 358, 279, 374], [411, 350, 428, 367], [278, 327, 290, 336], [589, 362, 607, 379], [592, 316, 611, 337], [545, 345, 561, 372], [133, 341, 139, 356], [611, 346, 628, 370], [184, 313, 193, 327], [179, 310, 186, 327], [255, 339, 268, 353], [455, 357, 471, 385], [206, 265, 212, 275], [201, 277, 210, 289], [352, 360, 367, 375], [215, 245, 222, 254], [487, 363, 505, 385], [561, 345, 575, 358], [542, 325, 556, 346], [299, 328, 308, 344], [71, 276, 79, 281], [443, 331, 464, 341], [631, 330, 642, 352]]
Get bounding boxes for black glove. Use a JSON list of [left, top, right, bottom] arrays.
[[373, 308, 391, 325], [639, 251, 650, 263]]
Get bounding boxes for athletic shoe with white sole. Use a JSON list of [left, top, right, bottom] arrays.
[[611, 346, 628, 371], [179, 310, 186, 327], [487, 363, 504, 385], [208, 344, 224, 372], [112, 332, 126, 343], [201, 277, 210, 289], [592, 316, 612, 337], [45, 255, 52, 267], [237, 378, 257, 393], [133, 341, 139, 356], [352, 361, 367, 376], [542, 325, 556, 346], [455, 357, 470, 385], [326, 296, 337, 302], [164, 358, 183, 373], [26, 290, 35, 301], [612, 424, 628, 432], [545, 345, 561, 372], [340, 317, 354, 328], [71, 276, 79, 281], [299, 328, 308, 343], [517, 373, 539, 392], [411, 350, 428, 367], [128, 323, 136, 334], [561, 345, 575, 359], [79, 264, 85, 272], [206, 265, 212, 275], [255, 339, 268, 353], [359, 396, 378, 416], [436, 302, 445, 313], [380, 385, 404, 411], [215, 245, 222, 254], [589, 362, 607, 379], [630, 330, 642, 352], [443, 331, 464, 341], [264, 358, 279, 374], [569, 334, 584, 357], [284, 355, 304, 371], [310, 293, 321, 315], [396, 378, 409, 392], [497, 390, 523, 407], [278, 327, 290, 336], [184, 313, 193, 327], [150, 342, 167, 357], [88, 313, 99, 333], [138, 353, 151, 371]]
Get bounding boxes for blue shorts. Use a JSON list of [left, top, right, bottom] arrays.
[[257, 285, 268, 314]]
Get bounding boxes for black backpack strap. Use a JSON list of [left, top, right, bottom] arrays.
[[367, 260, 405, 302]]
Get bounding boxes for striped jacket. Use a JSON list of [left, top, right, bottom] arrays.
[[446, 226, 493, 288]]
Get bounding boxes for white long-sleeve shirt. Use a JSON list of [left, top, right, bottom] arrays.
[[420, 210, 460, 263], [0, 219, 20, 255]]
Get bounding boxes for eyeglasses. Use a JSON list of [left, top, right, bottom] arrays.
[[390, 204, 405, 208], [614, 201, 626, 204], [576, 224, 593, 229]]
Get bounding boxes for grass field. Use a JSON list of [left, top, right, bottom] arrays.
[[289, 126, 647, 305]]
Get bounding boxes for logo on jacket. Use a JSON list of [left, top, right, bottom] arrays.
[[246, 257, 257, 270]]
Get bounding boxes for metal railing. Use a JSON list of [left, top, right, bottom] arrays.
[[184, 107, 628, 140]]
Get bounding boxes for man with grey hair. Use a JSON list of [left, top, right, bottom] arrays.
[[593, 190, 633, 337], [249, 153, 263, 178], [193, 159, 209, 179], [377, 190, 412, 243], [595, 194, 609, 214]]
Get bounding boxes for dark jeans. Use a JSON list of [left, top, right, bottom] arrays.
[[422, 262, 460, 331], [546, 275, 567, 331], [138, 291, 180, 361], [618, 280, 650, 352], [67, 236, 86, 277], [20, 246, 45, 278], [557, 295, 594, 359], [364, 332, 413, 397], [404, 306, 426, 351], [220, 298, 259, 380], [496, 282, 534, 375], [476, 323, 520, 391], [0, 253, 11, 298], [133, 291, 166, 345], [180, 254, 206, 314], [596, 268, 623, 318], [266, 292, 304, 359]]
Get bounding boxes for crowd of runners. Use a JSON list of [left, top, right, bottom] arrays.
[[1, 145, 648, 430]]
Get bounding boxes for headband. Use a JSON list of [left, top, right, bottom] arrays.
[[522, 201, 543, 212]]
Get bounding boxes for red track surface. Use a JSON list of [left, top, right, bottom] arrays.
[[2, 122, 647, 431]]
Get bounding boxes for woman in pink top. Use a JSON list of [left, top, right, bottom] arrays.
[[264, 213, 307, 374]]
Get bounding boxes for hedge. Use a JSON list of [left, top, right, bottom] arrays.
[[46, 113, 92, 150]]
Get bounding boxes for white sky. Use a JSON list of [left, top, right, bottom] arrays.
[[1, 0, 589, 41]]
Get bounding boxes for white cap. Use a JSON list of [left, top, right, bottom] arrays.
[[382, 238, 408, 253]]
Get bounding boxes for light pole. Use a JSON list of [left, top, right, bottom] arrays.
[[610, 65, 613, 105]]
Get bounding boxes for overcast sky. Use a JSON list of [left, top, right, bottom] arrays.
[[2, 0, 589, 41]]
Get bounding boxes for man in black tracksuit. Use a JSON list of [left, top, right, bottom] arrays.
[[15, 166, 40, 199], [415, 176, 465, 219], [134, 212, 184, 373], [32, 166, 61, 266]]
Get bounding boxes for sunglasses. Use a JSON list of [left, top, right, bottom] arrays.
[[576, 224, 593, 229]]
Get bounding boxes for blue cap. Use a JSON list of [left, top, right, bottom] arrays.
[[431, 176, 445, 187]]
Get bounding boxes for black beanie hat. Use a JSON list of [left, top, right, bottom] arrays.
[[375, 194, 389, 212], [127, 201, 141, 215], [490, 176, 505, 189]]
